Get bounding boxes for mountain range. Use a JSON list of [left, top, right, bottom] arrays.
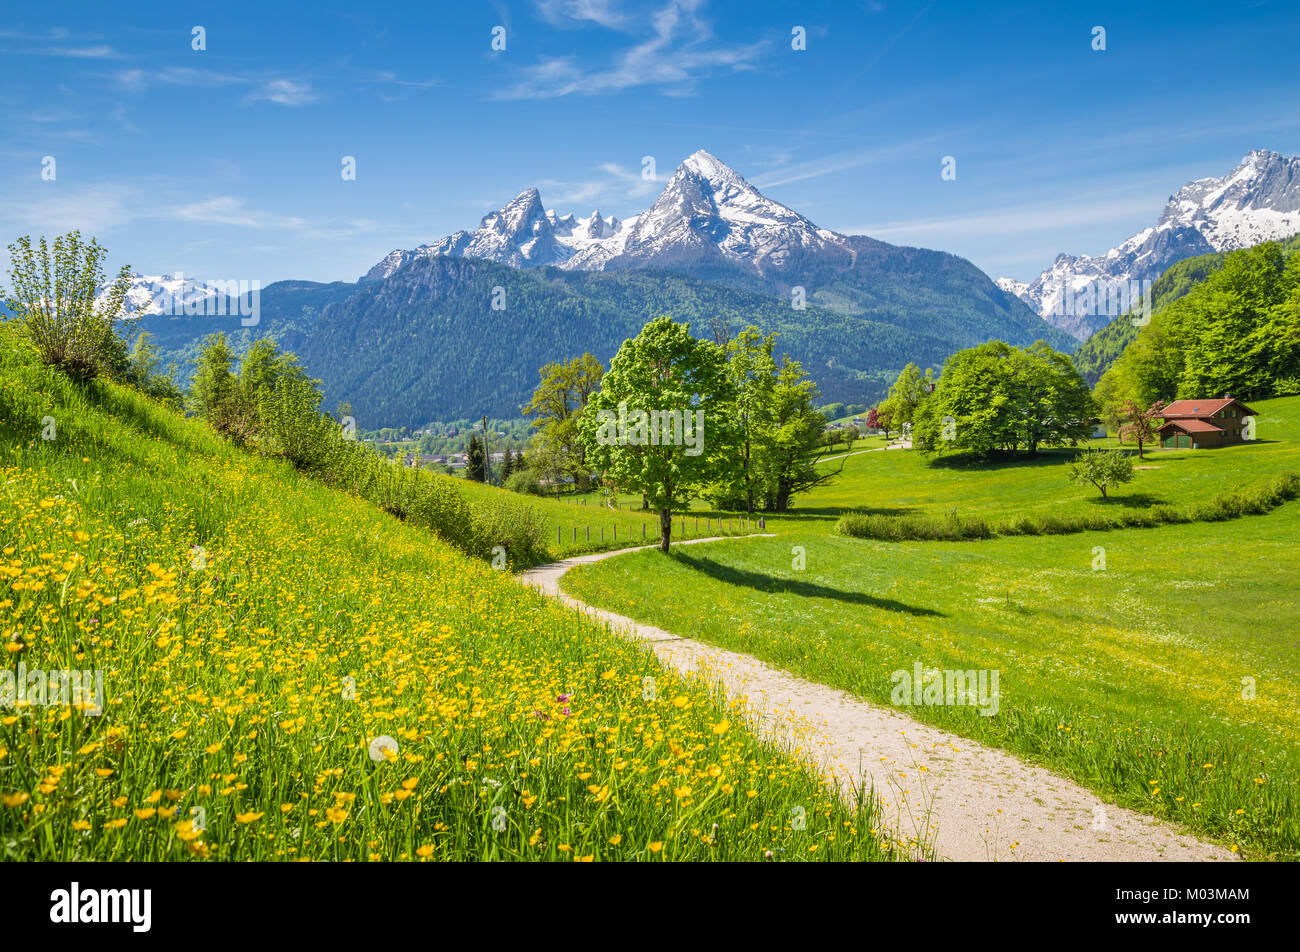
[[111, 150, 1073, 426], [999, 150, 1300, 340]]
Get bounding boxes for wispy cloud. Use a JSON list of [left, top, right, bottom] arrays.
[[535, 0, 634, 31], [40, 44, 119, 58], [244, 78, 317, 107], [495, 0, 766, 100], [170, 196, 308, 231], [842, 194, 1160, 244], [114, 67, 317, 106], [536, 159, 661, 209], [749, 137, 947, 189]]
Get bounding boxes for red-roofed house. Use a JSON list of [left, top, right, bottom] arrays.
[[1158, 397, 1257, 449]]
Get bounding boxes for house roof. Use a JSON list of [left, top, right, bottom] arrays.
[[1159, 418, 1223, 434], [1160, 398, 1255, 418]]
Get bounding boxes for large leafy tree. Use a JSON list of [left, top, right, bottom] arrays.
[[758, 357, 841, 511], [913, 340, 1095, 457], [523, 352, 604, 491], [1095, 241, 1300, 408], [882, 362, 934, 431], [580, 316, 737, 552], [721, 326, 776, 512]]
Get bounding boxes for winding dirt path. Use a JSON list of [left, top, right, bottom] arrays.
[[519, 537, 1236, 863]]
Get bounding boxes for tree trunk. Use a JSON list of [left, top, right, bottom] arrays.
[[658, 508, 672, 553]]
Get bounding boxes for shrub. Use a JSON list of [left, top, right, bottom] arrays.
[[2, 231, 131, 382], [255, 375, 345, 474], [505, 469, 544, 496]]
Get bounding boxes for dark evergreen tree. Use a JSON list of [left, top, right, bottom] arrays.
[[466, 435, 487, 482]]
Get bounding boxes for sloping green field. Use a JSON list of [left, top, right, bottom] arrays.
[[0, 328, 893, 862]]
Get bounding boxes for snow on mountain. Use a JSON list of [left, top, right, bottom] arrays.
[[361, 150, 855, 282], [98, 273, 226, 318], [1001, 150, 1300, 340], [995, 276, 1029, 299]]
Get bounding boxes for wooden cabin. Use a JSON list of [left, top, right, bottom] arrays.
[[1157, 397, 1256, 449]]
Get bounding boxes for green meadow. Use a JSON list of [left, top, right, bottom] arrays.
[[0, 327, 895, 862], [562, 397, 1300, 859]]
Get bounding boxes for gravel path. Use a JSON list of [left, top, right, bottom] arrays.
[[519, 537, 1236, 863]]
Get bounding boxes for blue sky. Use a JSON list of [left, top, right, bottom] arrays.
[[3, 0, 1299, 285]]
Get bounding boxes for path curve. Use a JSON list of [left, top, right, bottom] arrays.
[[520, 537, 1236, 863]]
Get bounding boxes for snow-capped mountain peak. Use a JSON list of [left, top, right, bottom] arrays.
[[362, 150, 854, 282], [1000, 149, 1300, 340]]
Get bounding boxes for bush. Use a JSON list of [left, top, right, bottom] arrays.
[[255, 375, 345, 474], [3, 231, 131, 382], [505, 469, 544, 496]]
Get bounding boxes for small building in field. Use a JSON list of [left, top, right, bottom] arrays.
[[1157, 397, 1256, 449]]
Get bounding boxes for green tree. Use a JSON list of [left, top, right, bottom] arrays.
[[580, 316, 737, 552], [238, 338, 306, 415], [255, 374, 344, 474], [883, 362, 934, 431], [466, 434, 487, 482], [523, 352, 604, 490], [1068, 448, 1135, 500], [758, 357, 841, 512], [913, 341, 1095, 457], [124, 332, 184, 409], [499, 447, 515, 481], [190, 333, 249, 440], [722, 326, 777, 512], [2, 231, 132, 381]]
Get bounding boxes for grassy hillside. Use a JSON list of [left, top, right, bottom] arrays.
[[1072, 234, 1300, 389], [0, 327, 895, 861], [1070, 251, 1232, 385], [563, 402, 1300, 859]]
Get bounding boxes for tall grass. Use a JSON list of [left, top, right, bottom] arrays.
[[0, 327, 897, 862]]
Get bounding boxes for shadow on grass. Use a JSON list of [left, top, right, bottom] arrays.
[[1086, 492, 1169, 508], [741, 505, 920, 523], [670, 551, 945, 617]]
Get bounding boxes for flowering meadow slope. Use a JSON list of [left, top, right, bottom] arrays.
[[0, 328, 892, 861]]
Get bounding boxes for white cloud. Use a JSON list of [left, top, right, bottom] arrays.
[[535, 0, 633, 30], [170, 196, 309, 231], [244, 79, 318, 107], [496, 0, 765, 99]]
